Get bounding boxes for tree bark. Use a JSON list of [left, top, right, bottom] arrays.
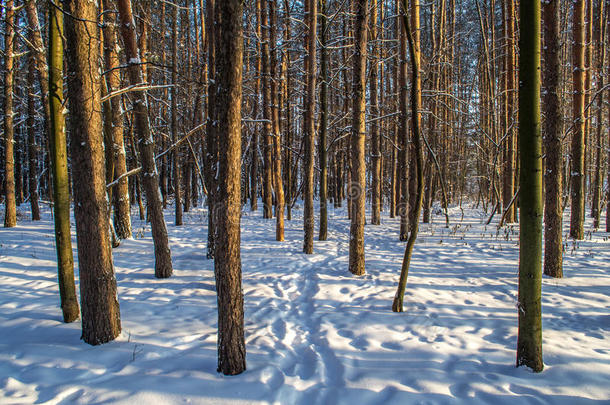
[[319, 0, 329, 240], [542, 0, 563, 279], [102, 0, 132, 240], [48, 5, 80, 323], [214, 0, 246, 376], [392, 0, 424, 313], [117, 0, 173, 278], [349, 0, 368, 276], [516, 0, 544, 372], [303, 0, 317, 254], [64, 0, 122, 344], [370, 0, 381, 226], [27, 52, 40, 221], [171, 2, 183, 226], [3, 0, 16, 228], [570, 0, 586, 240]]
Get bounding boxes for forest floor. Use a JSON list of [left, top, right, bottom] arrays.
[[0, 201, 609, 404]]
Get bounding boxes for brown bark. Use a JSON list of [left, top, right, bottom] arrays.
[[102, 0, 132, 240], [27, 53, 40, 221], [214, 0, 246, 376], [570, 0, 586, 239], [349, 0, 368, 276], [3, 0, 16, 228], [543, 0, 563, 278], [303, 0, 317, 254], [117, 0, 174, 277], [261, 0, 274, 220], [370, 0, 381, 225], [64, 0, 122, 344], [171, 2, 183, 226]]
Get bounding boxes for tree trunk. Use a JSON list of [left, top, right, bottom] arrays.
[[269, 0, 285, 241], [3, 0, 16, 228], [319, 0, 329, 240], [64, 0, 122, 344], [349, 0, 368, 276], [542, 0, 563, 279], [570, 0, 585, 240], [48, 5, 80, 323], [102, 0, 132, 240], [516, 0, 544, 372], [117, 0, 174, 278], [392, 0, 424, 313], [27, 53, 40, 221], [303, 0, 317, 254], [261, 0, 274, 220], [370, 0, 381, 226], [398, 0, 409, 241], [171, 2, 183, 226], [213, 0, 246, 376]]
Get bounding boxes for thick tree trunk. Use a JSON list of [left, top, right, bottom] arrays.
[[516, 0, 544, 372], [349, 0, 368, 276], [303, 0, 317, 254], [64, 0, 122, 344], [214, 0, 246, 376], [48, 6, 80, 323], [3, 0, 16, 228], [117, 0, 173, 278], [542, 0, 563, 279], [570, 0, 585, 240]]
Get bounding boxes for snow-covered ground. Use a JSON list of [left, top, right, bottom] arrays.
[[1, 201, 609, 404]]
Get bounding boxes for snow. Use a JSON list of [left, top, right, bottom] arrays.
[[1, 202, 609, 404]]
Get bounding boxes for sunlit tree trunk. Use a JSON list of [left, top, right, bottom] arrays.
[[3, 0, 16, 228], [214, 0, 246, 376], [117, 0, 174, 277], [64, 0, 122, 344]]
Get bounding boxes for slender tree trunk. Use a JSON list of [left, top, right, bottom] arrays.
[[502, 0, 516, 223], [117, 0, 173, 278], [319, 0, 329, 240], [517, 0, 544, 373], [64, 0, 122, 344], [303, 0, 317, 254], [590, 0, 605, 229], [214, 0, 246, 376], [398, 0, 409, 241], [250, 0, 262, 212], [269, 0, 285, 241], [3, 0, 16, 228], [48, 5, 80, 324], [171, 3, 183, 226], [349, 0, 368, 276], [261, 0, 274, 220], [370, 0, 381, 226], [102, 0, 132, 240], [542, 0, 563, 279], [206, 0, 218, 259], [27, 53, 40, 221], [392, 0, 423, 313], [570, 0, 586, 240]]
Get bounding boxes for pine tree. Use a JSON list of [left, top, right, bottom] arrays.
[[3, 0, 16, 228], [63, 0, 122, 344], [349, 0, 368, 276], [517, 0, 544, 372], [214, 0, 246, 375], [48, 3, 80, 324]]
